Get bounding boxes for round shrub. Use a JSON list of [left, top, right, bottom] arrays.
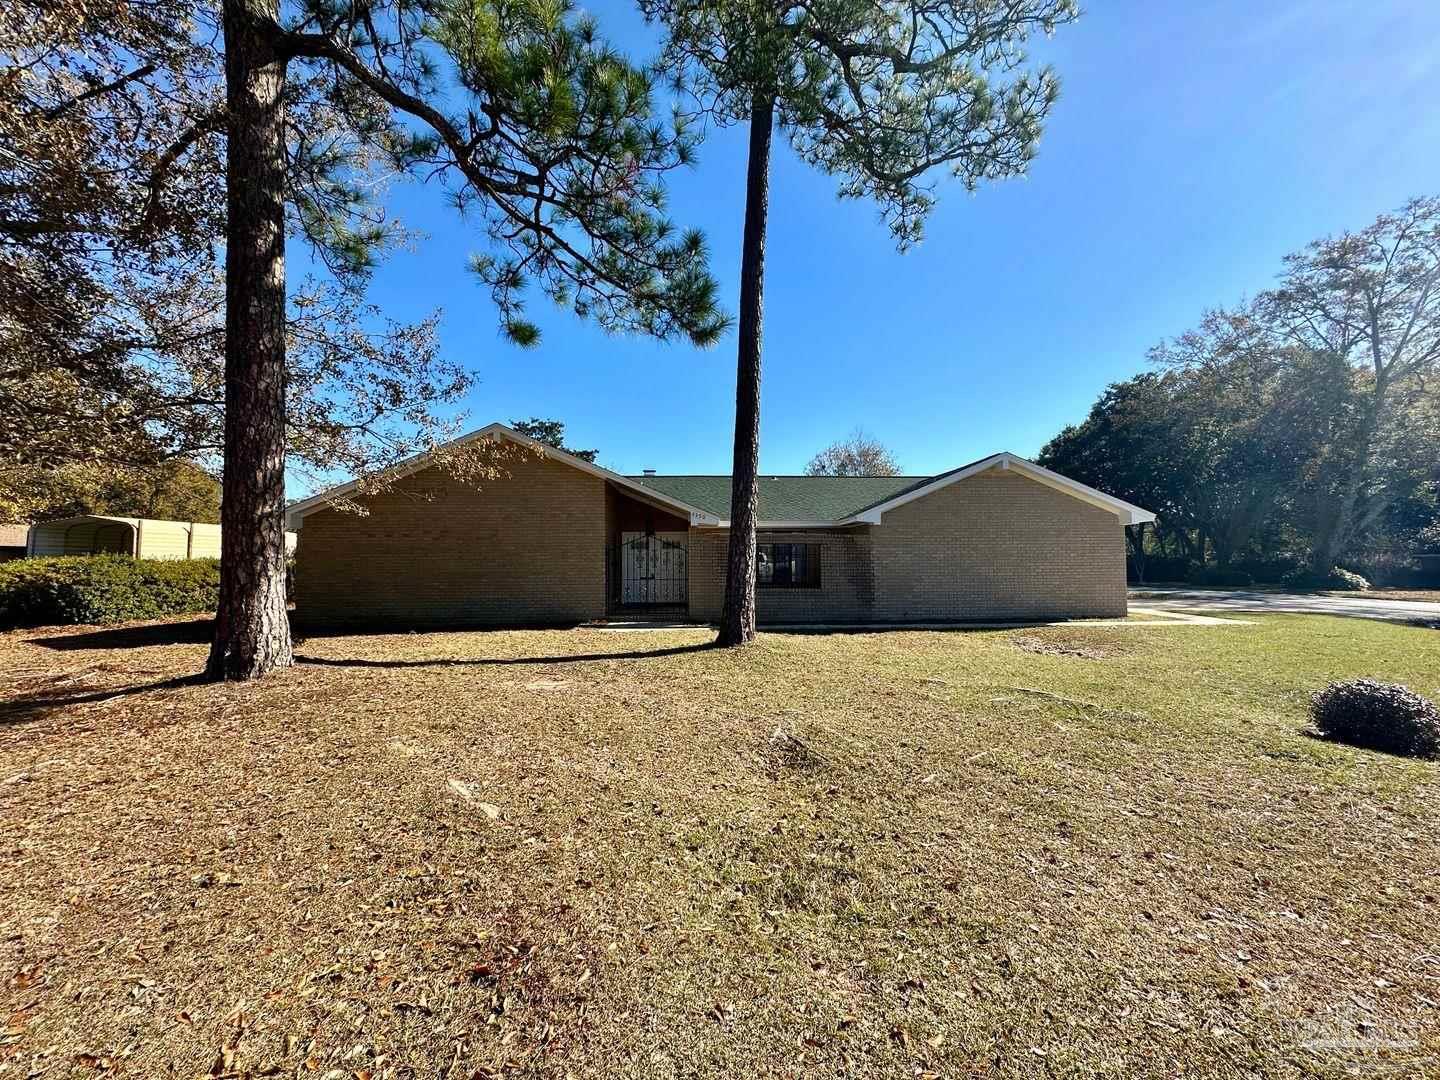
[[1327, 567, 1371, 591], [1310, 679, 1440, 759]]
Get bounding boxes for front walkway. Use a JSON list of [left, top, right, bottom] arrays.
[[596, 608, 1248, 632]]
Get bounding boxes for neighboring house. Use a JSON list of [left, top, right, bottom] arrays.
[[0, 524, 28, 562], [26, 515, 296, 560], [286, 422, 1156, 630]]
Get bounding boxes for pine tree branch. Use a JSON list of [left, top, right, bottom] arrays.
[[274, 28, 699, 322]]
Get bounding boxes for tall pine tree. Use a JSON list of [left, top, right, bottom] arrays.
[[641, 0, 1077, 644], [207, 0, 726, 678]]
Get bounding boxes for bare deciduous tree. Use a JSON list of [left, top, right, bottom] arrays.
[[1263, 195, 1440, 574], [805, 429, 901, 476], [4, 0, 727, 679], [1043, 196, 1440, 582]]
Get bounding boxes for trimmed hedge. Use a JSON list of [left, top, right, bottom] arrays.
[[0, 555, 219, 628], [1310, 679, 1440, 760]]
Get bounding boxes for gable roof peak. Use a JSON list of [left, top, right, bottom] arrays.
[[284, 422, 1155, 530], [285, 421, 721, 529]]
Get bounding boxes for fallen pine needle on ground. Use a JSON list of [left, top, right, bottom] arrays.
[[1, 613, 1437, 1078]]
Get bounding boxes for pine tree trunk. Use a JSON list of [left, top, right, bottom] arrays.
[[207, 0, 293, 680], [717, 97, 774, 648]]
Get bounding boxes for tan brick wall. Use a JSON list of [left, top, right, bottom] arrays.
[[688, 529, 875, 623], [689, 470, 1125, 624], [296, 454, 607, 629], [298, 461, 1126, 629], [870, 470, 1127, 621]]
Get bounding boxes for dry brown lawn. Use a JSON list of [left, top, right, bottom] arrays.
[[1, 615, 1438, 1079]]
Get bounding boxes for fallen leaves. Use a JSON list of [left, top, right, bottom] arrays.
[[191, 871, 241, 888], [3, 618, 1439, 1078], [447, 779, 501, 820], [210, 1044, 236, 1076], [1011, 633, 1115, 660], [447, 778, 474, 801]]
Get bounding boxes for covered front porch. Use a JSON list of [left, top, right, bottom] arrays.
[[605, 483, 692, 617]]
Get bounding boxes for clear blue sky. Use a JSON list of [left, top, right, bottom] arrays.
[[302, 0, 1440, 492]]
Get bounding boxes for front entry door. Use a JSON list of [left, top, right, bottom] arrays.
[[620, 532, 688, 605]]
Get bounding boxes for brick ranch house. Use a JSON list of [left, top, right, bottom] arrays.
[[286, 422, 1155, 630]]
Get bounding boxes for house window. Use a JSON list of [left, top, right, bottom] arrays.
[[757, 543, 821, 589]]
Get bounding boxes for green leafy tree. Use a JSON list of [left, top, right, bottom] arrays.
[[509, 418, 599, 462], [1, 0, 225, 475], [1043, 335, 1347, 579], [1038, 375, 1184, 578], [115, 460, 223, 521], [0, 0, 473, 518], [1, 460, 221, 524], [1043, 235, 1440, 584], [641, 0, 1078, 644], [1146, 307, 1330, 570], [1, 0, 521, 502]]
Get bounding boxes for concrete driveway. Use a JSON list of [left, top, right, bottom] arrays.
[[1130, 586, 1440, 623]]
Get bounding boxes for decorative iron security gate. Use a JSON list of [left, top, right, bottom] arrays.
[[618, 531, 688, 606]]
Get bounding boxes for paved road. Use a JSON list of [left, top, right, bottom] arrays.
[[1130, 586, 1440, 623]]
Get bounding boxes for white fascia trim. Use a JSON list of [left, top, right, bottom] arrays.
[[284, 422, 721, 530], [839, 452, 1157, 526]]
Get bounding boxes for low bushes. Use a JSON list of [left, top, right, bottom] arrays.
[[1128, 554, 1192, 585], [1190, 566, 1254, 587], [1129, 554, 1378, 590], [1324, 566, 1371, 591], [0, 555, 220, 628], [1236, 552, 1311, 586], [1275, 565, 1373, 591], [1348, 553, 1439, 589], [1310, 679, 1440, 759]]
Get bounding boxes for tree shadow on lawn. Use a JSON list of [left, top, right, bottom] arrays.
[[5, 614, 719, 732], [0, 673, 209, 727], [294, 641, 715, 669], [26, 617, 215, 651], [25, 615, 716, 670], [4, 645, 713, 734]]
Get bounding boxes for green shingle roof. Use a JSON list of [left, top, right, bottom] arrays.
[[626, 474, 927, 522]]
